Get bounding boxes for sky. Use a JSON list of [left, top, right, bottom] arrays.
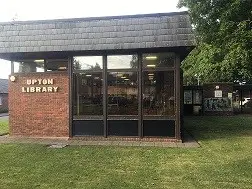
[[0, 0, 186, 79]]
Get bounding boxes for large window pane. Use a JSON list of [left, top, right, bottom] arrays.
[[14, 60, 44, 73], [143, 71, 175, 116], [107, 72, 138, 115], [73, 73, 103, 116], [46, 59, 68, 71], [108, 55, 138, 69], [142, 53, 175, 68], [73, 56, 103, 71]]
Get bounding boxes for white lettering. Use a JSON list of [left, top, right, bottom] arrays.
[[42, 79, 47, 85], [41, 87, 47, 92], [27, 80, 32, 85], [37, 79, 42, 85], [32, 79, 37, 85], [53, 87, 58, 92], [22, 78, 59, 93], [35, 87, 41, 92], [47, 87, 53, 92], [48, 79, 54, 85], [30, 87, 35, 93]]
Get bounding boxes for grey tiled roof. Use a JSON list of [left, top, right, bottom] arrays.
[[0, 12, 194, 54], [0, 79, 8, 93]]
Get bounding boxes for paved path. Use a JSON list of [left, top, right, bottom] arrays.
[[0, 113, 8, 117], [0, 131, 200, 148]]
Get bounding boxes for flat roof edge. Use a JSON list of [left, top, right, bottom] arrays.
[[0, 11, 189, 25]]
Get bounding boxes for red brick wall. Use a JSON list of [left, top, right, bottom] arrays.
[[9, 72, 69, 137], [203, 83, 233, 98]]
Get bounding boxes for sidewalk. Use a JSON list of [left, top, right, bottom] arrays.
[[0, 113, 8, 117], [0, 131, 200, 148]]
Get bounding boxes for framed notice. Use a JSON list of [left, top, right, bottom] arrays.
[[214, 90, 222, 98], [184, 90, 192, 104], [228, 93, 233, 99]]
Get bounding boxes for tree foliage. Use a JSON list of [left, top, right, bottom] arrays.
[[178, 0, 252, 85]]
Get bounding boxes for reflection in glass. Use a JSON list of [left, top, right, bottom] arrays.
[[143, 71, 175, 116], [73, 56, 103, 71], [46, 59, 68, 71], [107, 72, 138, 115], [108, 55, 138, 69], [142, 53, 175, 68], [73, 73, 103, 116], [14, 60, 44, 73]]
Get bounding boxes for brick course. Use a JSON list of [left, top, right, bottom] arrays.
[[9, 72, 69, 137]]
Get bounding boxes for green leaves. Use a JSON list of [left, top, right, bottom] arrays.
[[179, 0, 252, 84]]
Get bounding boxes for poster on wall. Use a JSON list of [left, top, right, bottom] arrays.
[[193, 90, 202, 104], [204, 97, 232, 111], [228, 93, 233, 99], [214, 90, 222, 98], [184, 90, 192, 104]]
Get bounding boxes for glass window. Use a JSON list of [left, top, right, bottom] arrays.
[[108, 55, 138, 69], [14, 60, 44, 73], [46, 59, 68, 71], [142, 53, 175, 68], [73, 72, 103, 116], [143, 71, 175, 116], [73, 56, 103, 71], [107, 72, 138, 115]]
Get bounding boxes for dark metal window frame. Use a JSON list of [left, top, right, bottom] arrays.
[[70, 52, 180, 139]]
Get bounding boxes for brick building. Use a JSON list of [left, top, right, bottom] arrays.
[[0, 12, 194, 141]]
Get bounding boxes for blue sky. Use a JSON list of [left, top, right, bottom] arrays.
[[0, 0, 186, 79]]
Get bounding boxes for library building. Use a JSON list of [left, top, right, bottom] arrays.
[[0, 12, 194, 141]]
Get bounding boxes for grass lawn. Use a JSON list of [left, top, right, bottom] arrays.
[[0, 116, 251, 189], [0, 119, 8, 135]]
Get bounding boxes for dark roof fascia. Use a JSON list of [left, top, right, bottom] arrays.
[[0, 46, 195, 61], [0, 11, 189, 25]]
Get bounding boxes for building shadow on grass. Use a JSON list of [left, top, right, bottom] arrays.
[[183, 115, 252, 141]]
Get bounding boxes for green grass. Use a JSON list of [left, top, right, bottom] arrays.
[[0, 119, 8, 135], [0, 116, 251, 189]]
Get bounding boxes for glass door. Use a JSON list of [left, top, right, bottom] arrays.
[[72, 56, 104, 136], [142, 53, 176, 137], [106, 55, 139, 136]]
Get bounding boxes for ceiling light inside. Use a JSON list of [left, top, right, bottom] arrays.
[[58, 66, 67, 70], [145, 56, 157, 60], [146, 64, 156, 68], [34, 59, 44, 63]]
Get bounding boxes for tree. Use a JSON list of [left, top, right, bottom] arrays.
[[73, 59, 81, 70], [130, 54, 138, 68], [178, 0, 252, 84]]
